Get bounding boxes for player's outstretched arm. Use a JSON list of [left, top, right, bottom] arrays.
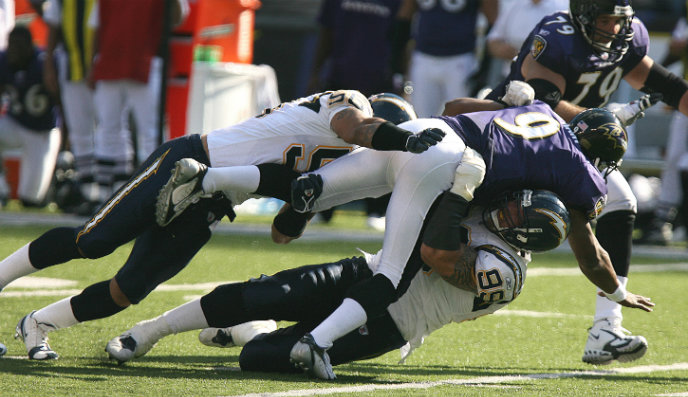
[[330, 108, 444, 153], [567, 210, 655, 312]]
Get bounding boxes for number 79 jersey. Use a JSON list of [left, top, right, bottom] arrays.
[[206, 89, 372, 171], [489, 11, 649, 108]]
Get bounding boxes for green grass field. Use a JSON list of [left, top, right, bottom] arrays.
[[1, 214, 688, 397]]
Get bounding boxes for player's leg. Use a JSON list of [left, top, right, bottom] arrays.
[[127, 80, 158, 163], [643, 112, 688, 244], [93, 81, 133, 203], [17, 126, 61, 206], [409, 51, 441, 117], [58, 50, 99, 209], [440, 52, 476, 109], [0, 116, 23, 204], [239, 312, 405, 373], [294, 123, 463, 378], [105, 256, 372, 363], [583, 170, 647, 365]]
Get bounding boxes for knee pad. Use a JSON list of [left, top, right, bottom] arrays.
[[70, 280, 126, 322], [200, 283, 246, 327], [345, 274, 396, 319], [29, 227, 82, 269]]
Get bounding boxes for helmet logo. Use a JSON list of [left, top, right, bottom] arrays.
[[599, 122, 627, 152], [535, 208, 568, 243]]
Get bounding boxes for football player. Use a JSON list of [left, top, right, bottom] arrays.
[[446, 0, 682, 365], [0, 89, 443, 360], [286, 101, 655, 378], [107, 189, 569, 377]]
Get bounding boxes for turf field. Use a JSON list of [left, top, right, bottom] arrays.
[[1, 212, 688, 397]]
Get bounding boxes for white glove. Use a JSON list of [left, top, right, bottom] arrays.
[[608, 93, 663, 126], [500, 80, 535, 107], [450, 147, 486, 201]]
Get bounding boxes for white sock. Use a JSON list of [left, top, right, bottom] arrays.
[[310, 298, 367, 349], [160, 298, 209, 334], [33, 297, 79, 330], [594, 275, 627, 323], [202, 166, 260, 196], [0, 243, 39, 290]]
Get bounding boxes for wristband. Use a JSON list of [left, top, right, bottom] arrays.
[[371, 122, 412, 151], [603, 284, 627, 302]]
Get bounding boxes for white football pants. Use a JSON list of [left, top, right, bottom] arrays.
[[308, 118, 465, 287]]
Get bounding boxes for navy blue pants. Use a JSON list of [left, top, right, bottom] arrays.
[[199, 256, 407, 373], [32, 135, 232, 304]]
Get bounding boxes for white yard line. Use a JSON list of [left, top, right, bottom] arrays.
[[220, 363, 688, 397]]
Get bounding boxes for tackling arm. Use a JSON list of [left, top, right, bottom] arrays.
[[520, 55, 585, 122], [331, 108, 444, 153]]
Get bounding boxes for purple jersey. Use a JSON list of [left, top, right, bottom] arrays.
[[0, 49, 56, 131], [414, 0, 481, 56], [318, 0, 401, 95], [488, 12, 649, 107], [439, 101, 607, 219]]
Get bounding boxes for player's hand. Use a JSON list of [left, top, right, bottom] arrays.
[[500, 80, 535, 107], [291, 174, 323, 213], [405, 128, 445, 153], [598, 290, 655, 312], [608, 93, 663, 126]]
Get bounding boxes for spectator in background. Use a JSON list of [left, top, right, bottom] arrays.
[[390, 0, 498, 117], [88, 0, 188, 202], [641, 13, 688, 245], [307, 0, 402, 231], [486, 0, 568, 80], [0, 25, 60, 207], [42, 0, 100, 214]]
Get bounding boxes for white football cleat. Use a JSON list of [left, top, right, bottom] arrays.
[[289, 333, 336, 380], [105, 319, 163, 364], [156, 158, 210, 227], [199, 320, 277, 348], [14, 311, 59, 360], [582, 318, 648, 365]]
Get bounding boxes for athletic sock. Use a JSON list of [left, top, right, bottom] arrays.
[[160, 298, 209, 334], [593, 275, 627, 324], [0, 244, 38, 290], [33, 297, 80, 330], [310, 298, 367, 349], [202, 166, 260, 196]]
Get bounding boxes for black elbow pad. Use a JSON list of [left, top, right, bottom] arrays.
[[527, 78, 562, 109]]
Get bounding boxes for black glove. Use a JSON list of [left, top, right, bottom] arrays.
[[405, 128, 446, 154], [290, 174, 323, 213]]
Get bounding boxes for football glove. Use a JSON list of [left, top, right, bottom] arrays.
[[608, 92, 663, 127], [290, 174, 323, 213], [500, 80, 535, 107], [405, 128, 445, 153]]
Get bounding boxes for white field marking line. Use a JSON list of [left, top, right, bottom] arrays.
[[221, 363, 688, 397], [657, 393, 688, 396], [529, 263, 688, 276], [4, 262, 688, 298], [493, 309, 591, 319]]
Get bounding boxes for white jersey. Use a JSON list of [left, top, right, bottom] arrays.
[[373, 208, 530, 359], [205, 90, 372, 204]]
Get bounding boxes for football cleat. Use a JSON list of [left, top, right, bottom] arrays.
[[291, 174, 323, 214], [156, 158, 211, 227], [199, 320, 277, 348], [582, 318, 648, 365], [105, 319, 161, 364], [289, 333, 336, 380], [14, 311, 59, 360]]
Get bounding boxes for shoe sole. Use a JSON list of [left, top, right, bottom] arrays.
[[155, 164, 194, 227]]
